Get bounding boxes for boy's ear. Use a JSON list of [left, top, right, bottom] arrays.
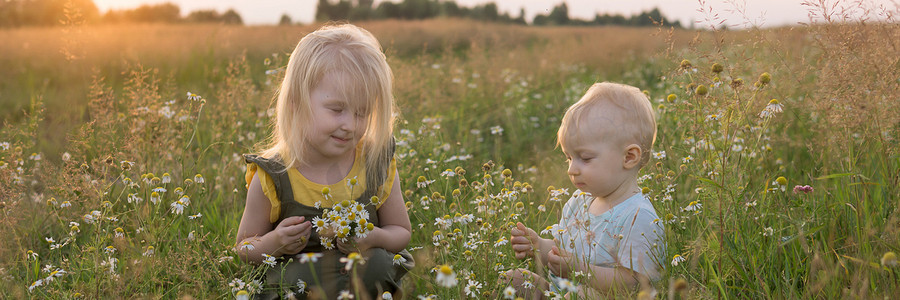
[[623, 144, 642, 169]]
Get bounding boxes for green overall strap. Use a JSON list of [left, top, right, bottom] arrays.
[[242, 154, 294, 204]]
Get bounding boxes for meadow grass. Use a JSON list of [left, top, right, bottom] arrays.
[[1, 9, 899, 299]]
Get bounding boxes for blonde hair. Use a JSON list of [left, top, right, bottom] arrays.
[[557, 82, 657, 168], [261, 24, 396, 188]]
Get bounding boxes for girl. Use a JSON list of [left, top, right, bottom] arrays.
[[236, 24, 413, 299]]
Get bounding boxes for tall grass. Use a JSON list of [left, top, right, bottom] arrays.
[[1, 4, 898, 298]]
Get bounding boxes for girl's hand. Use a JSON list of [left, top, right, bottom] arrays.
[[510, 222, 539, 260], [273, 216, 311, 256], [548, 246, 574, 277], [336, 236, 366, 255]]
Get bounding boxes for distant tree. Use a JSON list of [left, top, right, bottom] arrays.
[[316, 0, 352, 21], [127, 3, 180, 23], [0, 0, 99, 27], [513, 7, 526, 25], [279, 13, 292, 25], [375, 1, 401, 19], [532, 14, 548, 26], [440, 1, 463, 17], [221, 9, 243, 24], [547, 2, 568, 25], [187, 10, 219, 23], [472, 2, 498, 22]]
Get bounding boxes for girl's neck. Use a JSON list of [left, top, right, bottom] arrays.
[[297, 148, 357, 186]]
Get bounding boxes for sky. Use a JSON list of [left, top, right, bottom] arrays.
[[92, 0, 899, 28]]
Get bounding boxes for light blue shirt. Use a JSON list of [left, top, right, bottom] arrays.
[[552, 190, 666, 281]]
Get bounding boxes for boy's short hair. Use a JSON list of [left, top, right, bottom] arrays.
[[557, 82, 657, 167]]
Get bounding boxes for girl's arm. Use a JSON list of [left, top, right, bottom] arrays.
[[236, 173, 312, 263], [348, 172, 411, 253]]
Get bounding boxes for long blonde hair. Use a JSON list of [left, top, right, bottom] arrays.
[[261, 24, 396, 188]]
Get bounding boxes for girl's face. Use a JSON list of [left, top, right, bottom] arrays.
[[305, 72, 369, 162]]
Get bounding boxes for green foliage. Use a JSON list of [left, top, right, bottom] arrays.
[[1, 13, 899, 299]]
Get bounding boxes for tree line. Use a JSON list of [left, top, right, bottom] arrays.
[[316, 0, 682, 27], [0, 0, 681, 28], [0, 0, 242, 27]]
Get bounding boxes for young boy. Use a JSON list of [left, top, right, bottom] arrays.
[[508, 82, 665, 298]]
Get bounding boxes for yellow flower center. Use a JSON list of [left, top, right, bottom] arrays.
[[440, 265, 453, 275], [776, 176, 787, 185]]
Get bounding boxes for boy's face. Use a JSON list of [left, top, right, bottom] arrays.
[[561, 130, 631, 200]]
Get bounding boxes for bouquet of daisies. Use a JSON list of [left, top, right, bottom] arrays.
[[312, 199, 376, 250]]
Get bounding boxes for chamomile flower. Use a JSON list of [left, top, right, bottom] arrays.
[[186, 92, 202, 101], [393, 254, 407, 266], [653, 151, 667, 159], [235, 290, 250, 300], [490, 125, 504, 135], [671, 254, 686, 266], [194, 174, 205, 184], [556, 278, 577, 293], [321, 187, 332, 200], [502, 286, 516, 299], [759, 99, 784, 119], [416, 176, 434, 188], [179, 195, 191, 206], [170, 199, 186, 215], [189, 213, 202, 220], [464, 279, 483, 298], [340, 252, 365, 270], [338, 290, 354, 300], [882, 252, 898, 267], [435, 264, 458, 287], [683, 201, 702, 213], [296, 279, 307, 293], [261, 254, 276, 267], [127, 193, 142, 204], [239, 241, 255, 251], [28, 279, 44, 292], [541, 225, 558, 236], [299, 252, 323, 264]]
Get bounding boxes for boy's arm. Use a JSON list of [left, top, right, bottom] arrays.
[[345, 172, 411, 253], [236, 173, 311, 263], [548, 246, 645, 291]]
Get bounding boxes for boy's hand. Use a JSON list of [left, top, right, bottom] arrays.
[[548, 245, 574, 277], [273, 216, 311, 256], [510, 222, 539, 260]]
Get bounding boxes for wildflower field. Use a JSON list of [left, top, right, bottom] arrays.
[[2, 4, 900, 299]]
